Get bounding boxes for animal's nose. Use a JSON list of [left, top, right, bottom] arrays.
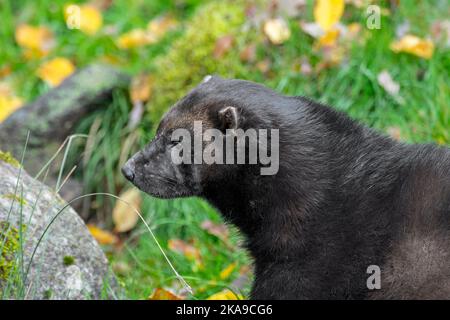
[[121, 164, 135, 182]]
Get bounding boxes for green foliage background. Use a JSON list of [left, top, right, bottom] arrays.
[[0, 0, 448, 299]]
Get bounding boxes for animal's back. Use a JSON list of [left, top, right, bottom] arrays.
[[373, 144, 450, 299]]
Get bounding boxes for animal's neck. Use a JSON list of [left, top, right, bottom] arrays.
[[204, 102, 390, 261], [204, 161, 330, 261]]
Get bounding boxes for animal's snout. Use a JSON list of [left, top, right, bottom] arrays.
[[122, 160, 135, 182]]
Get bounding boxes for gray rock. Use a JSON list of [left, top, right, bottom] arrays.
[[0, 63, 130, 178], [0, 158, 119, 299]]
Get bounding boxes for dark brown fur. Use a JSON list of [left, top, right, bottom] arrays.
[[123, 76, 450, 299]]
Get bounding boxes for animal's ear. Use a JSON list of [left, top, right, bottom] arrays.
[[218, 106, 238, 131]]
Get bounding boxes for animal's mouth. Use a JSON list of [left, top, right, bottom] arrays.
[[134, 174, 193, 199], [148, 191, 193, 199]]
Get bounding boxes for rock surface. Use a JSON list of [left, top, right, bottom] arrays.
[[0, 158, 119, 299], [0, 63, 130, 177]]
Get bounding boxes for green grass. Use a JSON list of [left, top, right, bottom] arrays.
[[112, 196, 250, 299], [0, 0, 448, 300]]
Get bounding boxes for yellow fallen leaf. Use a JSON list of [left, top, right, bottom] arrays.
[[116, 29, 156, 49], [314, 0, 345, 31], [207, 289, 243, 300], [390, 35, 434, 59], [22, 49, 47, 60], [15, 24, 54, 57], [0, 96, 22, 122], [348, 22, 361, 35], [263, 18, 291, 45], [316, 28, 340, 47], [37, 57, 75, 87], [80, 5, 103, 35], [219, 263, 236, 280], [148, 288, 184, 300], [87, 224, 118, 245], [112, 188, 142, 232], [147, 15, 177, 40], [0, 65, 12, 79], [130, 73, 153, 104], [116, 15, 176, 50], [64, 4, 103, 35], [0, 83, 23, 122]]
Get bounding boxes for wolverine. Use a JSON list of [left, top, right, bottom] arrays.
[[122, 76, 450, 299]]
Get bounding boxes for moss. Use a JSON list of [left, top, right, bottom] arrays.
[[0, 222, 20, 282], [44, 289, 53, 299], [63, 255, 75, 266], [2, 193, 27, 206], [147, 0, 260, 127], [0, 151, 20, 168]]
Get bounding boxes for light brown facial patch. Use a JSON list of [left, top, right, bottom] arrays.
[[158, 102, 215, 135]]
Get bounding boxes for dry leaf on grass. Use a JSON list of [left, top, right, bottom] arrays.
[[395, 21, 410, 38], [240, 44, 257, 63], [316, 29, 340, 48], [263, 18, 291, 45], [113, 188, 142, 232], [78, 4, 103, 35], [430, 20, 450, 47], [299, 56, 313, 75], [64, 4, 103, 35], [315, 46, 345, 71], [90, 0, 114, 10], [200, 220, 229, 240], [207, 289, 243, 300], [15, 24, 55, 58], [117, 29, 153, 49], [277, 0, 306, 17], [213, 35, 234, 59], [314, 0, 345, 32], [87, 224, 119, 245], [390, 35, 434, 59], [130, 73, 153, 104], [343, 22, 361, 41], [148, 288, 184, 300], [0, 65, 12, 79], [300, 21, 324, 38], [219, 263, 236, 280], [36, 57, 75, 87], [147, 14, 177, 39], [112, 261, 131, 276], [168, 239, 201, 262], [386, 127, 402, 141], [377, 70, 400, 96], [117, 15, 177, 49], [256, 58, 272, 74], [0, 83, 23, 122]]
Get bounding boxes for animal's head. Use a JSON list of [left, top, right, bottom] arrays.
[[121, 76, 280, 199]]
